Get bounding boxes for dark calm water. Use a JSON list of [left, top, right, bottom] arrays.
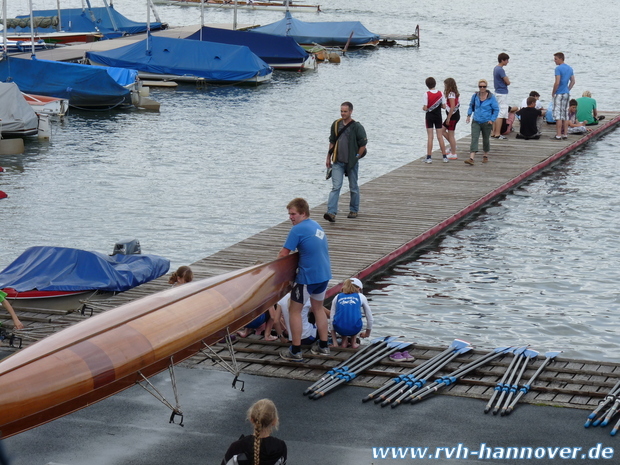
[[2, 0, 620, 360]]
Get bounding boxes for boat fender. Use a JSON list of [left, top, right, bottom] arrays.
[[0, 190, 7, 199], [328, 52, 340, 63], [0, 166, 4, 172]]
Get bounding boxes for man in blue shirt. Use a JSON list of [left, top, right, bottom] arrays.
[[551, 52, 575, 140], [491, 52, 511, 139], [278, 198, 332, 361]]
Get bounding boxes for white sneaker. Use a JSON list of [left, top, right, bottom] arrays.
[[447, 153, 458, 160], [497, 135, 507, 140], [425, 157, 432, 164], [443, 156, 449, 163]]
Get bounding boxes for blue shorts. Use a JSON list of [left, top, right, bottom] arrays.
[[246, 312, 267, 329], [291, 281, 328, 304]]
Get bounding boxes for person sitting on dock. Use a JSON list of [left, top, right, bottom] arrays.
[[516, 97, 544, 140], [465, 79, 499, 165], [279, 198, 332, 361], [576, 91, 605, 126], [422, 77, 448, 163], [330, 277, 372, 349], [567, 99, 589, 135], [221, 399, 287, 465], [277, 293, 317, 346], [0, 290, 24, 330], [168, 265, 193, 287], [324, 102, 368, 222]]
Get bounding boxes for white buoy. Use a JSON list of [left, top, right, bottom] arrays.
[[38, 113, 51, 140]]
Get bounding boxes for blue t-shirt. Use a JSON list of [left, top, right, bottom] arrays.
[[283, 218, 331, 285], [555, 63, 574, 94], [493, 65, 508, 94]]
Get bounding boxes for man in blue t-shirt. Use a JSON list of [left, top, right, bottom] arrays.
[[278, 198, 332, 361], [491, 52, 511, 139], [551, 52, 575, 141]]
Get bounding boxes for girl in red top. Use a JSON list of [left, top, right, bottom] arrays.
[[442, 77, 460, 159]]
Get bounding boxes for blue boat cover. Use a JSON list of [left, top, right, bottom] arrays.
[[9, 7, 164, 39], [0, 246, 170, 293], [252, 11, 380, 46], [186, 26, 309, 66], [0, 57, 134, 108], [86, 35, 272, 83]]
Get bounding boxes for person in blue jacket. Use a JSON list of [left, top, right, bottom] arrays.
[[465, 79, 500, 165]]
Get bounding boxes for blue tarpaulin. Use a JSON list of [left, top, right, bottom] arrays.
[[8, 7, 165, 39], [0, 57, 134, 108], [0, 246, 170, 293], [86, 35, 272, 83], [186, 26, 309, 67], [252, 11, 379, 47]]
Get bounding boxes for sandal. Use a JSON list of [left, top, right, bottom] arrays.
[[482, 156, 489, 163]]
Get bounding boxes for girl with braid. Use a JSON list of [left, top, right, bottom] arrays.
[[222, 399, 287, 465]]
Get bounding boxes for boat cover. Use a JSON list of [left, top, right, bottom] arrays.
[[86, 35, 272, 82], [252, 11, 380, 46], [0, 82, 38, 137], [0, 246, 170, 293], [186, 26, 309, 66], [0, 57, 134, 108], [7, 7, 165, 39]]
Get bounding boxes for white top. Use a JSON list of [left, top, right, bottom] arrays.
[[520, 97, 543, 110], [278, 294, 317, 341]]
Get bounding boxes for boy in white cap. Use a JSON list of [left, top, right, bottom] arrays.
[[329, 277, 373, 349]]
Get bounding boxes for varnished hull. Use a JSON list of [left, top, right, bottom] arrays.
[[0, 255, 297, 438]]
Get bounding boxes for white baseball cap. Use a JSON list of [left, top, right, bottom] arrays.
[[350, 277, 363, 289]]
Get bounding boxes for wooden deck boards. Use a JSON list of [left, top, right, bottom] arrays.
[[3, 112, 620, 411]]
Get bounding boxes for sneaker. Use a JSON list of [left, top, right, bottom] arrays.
[[425, 156, 432, 164], [389, 351, 415, 361], [347, 212, 358, 218], [464, 158, 474, 165], [482, 156, 489, 163], [550, 136, 562, 141], [497, 135, 507, 140], [598, 115, 606, 121], [323, 212, 336, 223], [279, 347, 303, 362], [443, 156, 449, 163], [562, 135, 568, 140], [447, 153, 458, 160], [310, 341, 330, 356]]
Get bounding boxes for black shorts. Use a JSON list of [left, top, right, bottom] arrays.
[[425, 111, 443, 129]]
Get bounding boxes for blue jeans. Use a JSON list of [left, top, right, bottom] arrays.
[[327, 161, 359, 215]]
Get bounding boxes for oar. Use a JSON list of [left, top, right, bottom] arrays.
[[492, 346, 529, 415], [596, 396, 620, 428], [378, 343, 470, 406], [503, 350, 562, 415], [500, 349, 539, 416], [303, 336, 397, 396], [363, 339, 470, 404], [585, 378, 620, 428], [389, 345, 472, 408], [408, 346, 514, 405], [484, 346, 527, 414], [310, 341, 412, 399]]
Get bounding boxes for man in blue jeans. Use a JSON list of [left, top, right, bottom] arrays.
[[323, 102, 368, 223]]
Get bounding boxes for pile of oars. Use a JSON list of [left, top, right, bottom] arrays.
[[585, 378, 620, 435], [362, 338, 472, 408], [485, 349, 561, 416], [304, 336, 411, 400], [406, 346, 516, 405]]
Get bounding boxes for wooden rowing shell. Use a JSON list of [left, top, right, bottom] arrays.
[[0, 254, 297, 438]]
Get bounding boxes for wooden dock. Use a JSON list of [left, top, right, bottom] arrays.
[[3, 112, 620, 411]]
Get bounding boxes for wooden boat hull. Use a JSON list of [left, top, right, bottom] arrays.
[[0, 255, 297, 438], [3, 289, 93, 312]]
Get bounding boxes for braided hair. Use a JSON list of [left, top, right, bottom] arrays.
[[247, 399, 279, 465]]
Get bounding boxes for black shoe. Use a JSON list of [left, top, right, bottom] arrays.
[[323, 213, 336, 223]]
